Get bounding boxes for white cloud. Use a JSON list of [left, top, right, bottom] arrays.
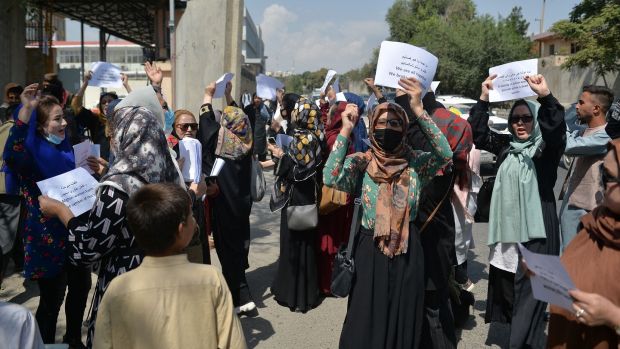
[[259, 4, 389, 73]]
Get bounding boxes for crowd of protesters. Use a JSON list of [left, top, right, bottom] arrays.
[[0, 48, 619, 349]]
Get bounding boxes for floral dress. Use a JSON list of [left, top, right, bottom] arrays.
[[323, 111, 453, 228], [3, 120, 67, 279]]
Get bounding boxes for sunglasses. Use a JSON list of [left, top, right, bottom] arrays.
[[376, 119, 404, 128], [176, 123, 198, 131], [509, 114, 534, 124], [601, 163, 620, 184]]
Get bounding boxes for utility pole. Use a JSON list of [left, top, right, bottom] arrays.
[[540, 0, 546, 34], [169, 0, 175, 108]]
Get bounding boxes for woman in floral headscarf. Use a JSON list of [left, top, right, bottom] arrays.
[[197, 82, 257, 316], [270, 96, 325, 313], [324, 77, 452, 349]]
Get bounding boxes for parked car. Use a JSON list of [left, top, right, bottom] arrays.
[[437, 95, 510, 168]]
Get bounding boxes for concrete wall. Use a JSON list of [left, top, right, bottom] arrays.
[[173, 0, 244, 113], [0, 0, 26, 88], [540, 63, 620, 105]]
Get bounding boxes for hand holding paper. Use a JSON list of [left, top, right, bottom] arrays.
[[374, 41, 438, 97], [37, 168, 99, 216], [256, 74, 284, 100], [214, 73, 234, 99], [73, 140, 101, 175], [179, 138, 203, 183], [488, 58, 538, 102], [517, 243, 576, 311], [320, 70, 337, 94], [89, 62, 123, 88]]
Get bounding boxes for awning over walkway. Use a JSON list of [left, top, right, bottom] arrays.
[[28, 0, 170, 47]]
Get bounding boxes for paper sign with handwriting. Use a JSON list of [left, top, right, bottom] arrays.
[[214, 73, 234, 98], [518, 243, 576, 311], [89, 62, 123, 88], [320, 70, 337, 93], [374, 41, 438, 95], [256, 74, 284, 100], [73, 140, 100, 175], [489, 59, 538, 102], [37, 168, 99, 216]]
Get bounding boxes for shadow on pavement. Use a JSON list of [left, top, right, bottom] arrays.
[[246, 260, 278, 308], [240, 316, 276, 349]]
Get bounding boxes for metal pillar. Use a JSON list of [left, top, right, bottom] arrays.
[[80, 20, 85, 80]]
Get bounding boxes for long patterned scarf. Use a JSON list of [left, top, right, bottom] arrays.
[[215, 106, 253, 160], [366, 102, 411, 257]]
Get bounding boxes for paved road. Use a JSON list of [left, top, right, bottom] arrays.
[[0, 166, 568, 348]]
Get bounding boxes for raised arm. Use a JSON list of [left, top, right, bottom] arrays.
[[323, 104, 368, 193], [71, 72, 91, 115], [196, 82, 220, 175], [364, 78, 386, 102], [397, 78, 452, 185], [524, 74, 566, 148], [468, 75, 510, 155]]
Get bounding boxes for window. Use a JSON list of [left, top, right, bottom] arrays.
[[570, 43, 581, 54], [549, 44, 555, 55]]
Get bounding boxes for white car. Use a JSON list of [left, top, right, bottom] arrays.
[[436, 95, 510, 166]]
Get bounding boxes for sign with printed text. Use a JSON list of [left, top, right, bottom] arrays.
[[37, 167, 99, 216], [488, 59, 538, 102], [374, 41, 438, 96], [89, 61, 123, 88]]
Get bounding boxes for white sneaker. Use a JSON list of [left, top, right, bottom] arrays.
[[235, 301, 258, 317]]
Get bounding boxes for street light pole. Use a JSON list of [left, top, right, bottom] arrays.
[[169, 0, 175, 108]]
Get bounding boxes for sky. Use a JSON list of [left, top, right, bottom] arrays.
[[66, 0, 580, 73]]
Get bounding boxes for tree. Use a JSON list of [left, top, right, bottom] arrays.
[[552, 2, 620, 86], [384, 0, 533, 98]]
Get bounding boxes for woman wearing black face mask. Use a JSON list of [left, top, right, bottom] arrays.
[[324, 77, 453, 349]]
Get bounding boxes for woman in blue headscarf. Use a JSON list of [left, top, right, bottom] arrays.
[[344, 92, 369, 153], [468, 74, 566, 349], [3, 84, 91, 347]]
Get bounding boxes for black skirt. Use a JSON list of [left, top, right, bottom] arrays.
[[271, 209, 321, 313], [339, 224, 425, 349], [485, 200, 560, 349]]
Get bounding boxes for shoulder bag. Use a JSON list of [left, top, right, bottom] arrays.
[[250, 155, 266, 202]]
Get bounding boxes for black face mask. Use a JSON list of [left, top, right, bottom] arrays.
[[373, 129, 403, 152]]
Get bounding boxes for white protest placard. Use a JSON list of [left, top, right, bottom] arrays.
[[210, 158, 225, 177], [374, 41, 438, 96], [489, 59, 538, 102], [256, 74, 284, 100], [179, 138, 202, 183], [336, 92, 347, 103], [214, 73, 234, 99], [320, 69, 337, 93], [333, 77, 341, 94], [73, 141, 100, 175], [431, 81, 440, 93], [37, 168, 99, 216], [517, 243, 576, 311], [89, 62, 123, 88]]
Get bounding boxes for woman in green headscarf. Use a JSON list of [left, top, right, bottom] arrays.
[[468, 74, 566, 349]]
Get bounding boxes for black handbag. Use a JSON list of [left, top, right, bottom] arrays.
[[474, 176, 495, 223], [330, 182, 363, 298]]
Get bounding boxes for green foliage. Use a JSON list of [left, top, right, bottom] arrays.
[[553, 2, 620, 85], [384, 0, 533, 98]]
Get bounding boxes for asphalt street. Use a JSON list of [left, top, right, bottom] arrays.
[[0, 166, 568, 348]]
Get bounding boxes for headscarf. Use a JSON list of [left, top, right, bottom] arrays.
[[288, 97, 324, 176], [25, 107, 75, 179], [102, 105, 181, 195], [215, 106, 253, 160], [365, 102, 411, 257], [487, 99, 547, 245], [281, 93, 301, 120], [580, 139, 620, 249], [344, 92, 369, 152], [115, 86, 164, 128]]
